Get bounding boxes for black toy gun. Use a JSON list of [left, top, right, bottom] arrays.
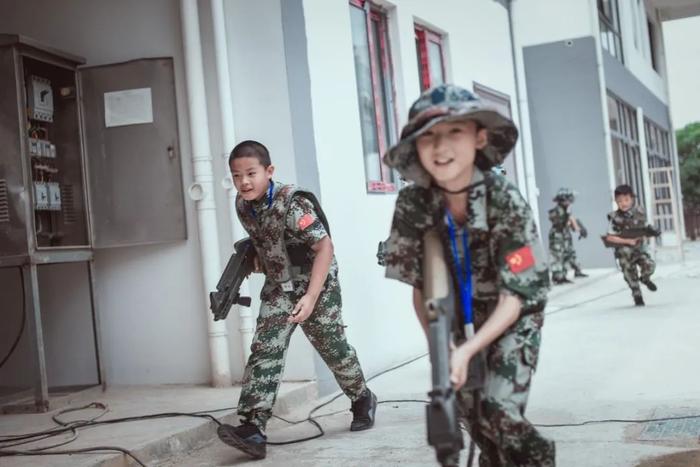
[[600, 225, 661, 248], [377, 240, 388, 266], [209, 238, 255, 321]]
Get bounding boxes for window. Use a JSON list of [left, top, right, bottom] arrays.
[[598, 0, 624, 63], [607, 93, 644, 207], [647, 19, 659, 72], [645, 118, 674, 231], [415, 25, 445, 91], [349, 0, 399, 193]]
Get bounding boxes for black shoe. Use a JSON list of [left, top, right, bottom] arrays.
[[350, 389, 377, 431], [642, 279, 657, 292], [552, 277, 573, 285], [574, 270, 588, 278], [217, 422, 267, 459], [634, 295, 645, 306]]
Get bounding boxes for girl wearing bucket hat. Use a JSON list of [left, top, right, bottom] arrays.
[[382, 85, 555, 466]]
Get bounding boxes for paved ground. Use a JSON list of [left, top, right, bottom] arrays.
[[2, 243, 699, 466]]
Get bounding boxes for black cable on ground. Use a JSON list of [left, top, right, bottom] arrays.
[[0, 446, 148, 467], [0, 267, 26, 370]]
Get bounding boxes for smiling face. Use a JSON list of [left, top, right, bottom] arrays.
[[230, 157, 274, 201], [615, 193, 634, 212], [415, 120, 488, 189]]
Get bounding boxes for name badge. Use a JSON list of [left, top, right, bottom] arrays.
[[281, 281, 294, 293]]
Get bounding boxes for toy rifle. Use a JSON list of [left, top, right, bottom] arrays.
[[209, 238, 255, 321], [600, 225, 661, 248], [422, 230, 486, 467]]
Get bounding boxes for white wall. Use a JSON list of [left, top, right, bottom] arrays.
[[300, 0, 522, 377], [514, 0, 594, 48]]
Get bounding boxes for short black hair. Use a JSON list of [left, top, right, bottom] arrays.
[[614, 184, 635, 197], [229, 140, 271, 167]]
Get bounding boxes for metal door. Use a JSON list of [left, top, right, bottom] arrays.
[[80, 58, 186, 248]]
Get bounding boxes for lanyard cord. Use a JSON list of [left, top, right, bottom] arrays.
[[445, 210, 473, 326], [250, 180, 274, 219]]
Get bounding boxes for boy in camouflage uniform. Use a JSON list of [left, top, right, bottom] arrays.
[[383, 85, 555, 466], [603, 184, 657, 306], [217, 140, 376, 459], [548, 188, 588, 284]]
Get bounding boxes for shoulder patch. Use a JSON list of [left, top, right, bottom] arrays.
[[506, 245, 535, 274], [298, 213, 315, 230]]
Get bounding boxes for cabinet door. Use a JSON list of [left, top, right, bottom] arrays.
[[80, 58, 186, 248]]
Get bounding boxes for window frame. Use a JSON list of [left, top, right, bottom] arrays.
[[349, 0, 400, 193], [607, 92, 645, 207], [414, 24, 446, 91], [598, 0, 624, 63]]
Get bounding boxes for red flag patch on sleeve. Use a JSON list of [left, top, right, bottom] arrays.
[[505, 246, 535, 274], [298, 213, 315, 230]]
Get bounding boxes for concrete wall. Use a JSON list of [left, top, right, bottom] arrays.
[[523, 37, 615, 268], [603, 51, 671, 129]]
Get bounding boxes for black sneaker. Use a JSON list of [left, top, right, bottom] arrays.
[[574, 270, 589, 278], [552, 277, 573, 285], [217, 422, 267, 459], [350, 389, 377, 432], [634, 295, 645, 306], [642, 279, 657, 292]]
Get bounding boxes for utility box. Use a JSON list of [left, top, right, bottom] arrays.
[[0, 35, 186, 412]]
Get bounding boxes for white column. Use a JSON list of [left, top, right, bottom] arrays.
[[587, 0, 618, 210], [636, 107, 654, 221], [211, 0, 254, 364], [180, 0, 231, 387]]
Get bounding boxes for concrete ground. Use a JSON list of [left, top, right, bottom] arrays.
[[2, 243, 699, 466]]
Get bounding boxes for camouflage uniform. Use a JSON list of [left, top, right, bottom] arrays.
[[383, 85, 555, 467], [235, 182, 367, 431], [607, 206, 656, 300], [548, 204, 581, 281]]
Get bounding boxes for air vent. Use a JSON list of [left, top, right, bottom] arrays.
[[0, 179, 10, 223], [61, 184, 76, 224]]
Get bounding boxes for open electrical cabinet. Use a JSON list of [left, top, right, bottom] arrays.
[[0, 34, 186, 412]]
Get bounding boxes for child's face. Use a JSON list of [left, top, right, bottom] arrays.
[[615, 194, 634, 211], [415, 120, 487, 187], [230, 157, 274, 201]]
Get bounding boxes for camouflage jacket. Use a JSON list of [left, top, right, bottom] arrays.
[[236, 182, 334, 285], [548, 205, 570, 233], [607, 206, 648, 251], [384, 169, 550, 320]]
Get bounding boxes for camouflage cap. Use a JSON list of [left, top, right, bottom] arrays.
[[383, 84, 518, 187], [553, 187, 576, 202]]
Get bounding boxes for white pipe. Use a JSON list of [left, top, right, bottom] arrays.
[[505, 0, 541, 232], [180, 0, 231, 387], [211, 0, 254, 364], [588, 0, 619, 210]]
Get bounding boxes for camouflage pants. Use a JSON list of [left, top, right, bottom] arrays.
[[457, 313, 555, 467], [237, 275, 367, 430], [615, 246, 656, 297], [549, 230, 580, 281]]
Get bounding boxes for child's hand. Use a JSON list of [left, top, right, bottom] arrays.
[[288, 294, 318, 324], [450, 344, 473, 389], [253, 254, 263, 273]]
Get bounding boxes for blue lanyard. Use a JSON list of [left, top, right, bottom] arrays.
[[250, 180, 274, 219], [445, 211, 473, 325]]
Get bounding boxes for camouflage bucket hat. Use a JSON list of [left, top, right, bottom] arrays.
[[553, 187, 576, 202], [383, 84, 518, 187]]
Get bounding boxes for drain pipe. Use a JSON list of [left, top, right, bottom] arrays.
[[180, 0, 231, 387], [211, 0, 254, 363]]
